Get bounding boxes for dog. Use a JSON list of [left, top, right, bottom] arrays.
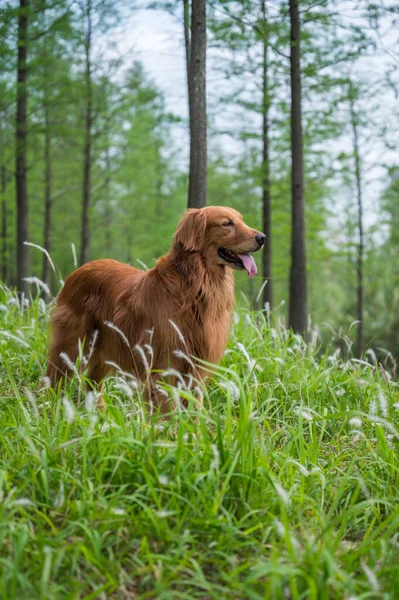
[[46, 206, 265, 413]]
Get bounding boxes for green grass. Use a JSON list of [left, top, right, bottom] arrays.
[[0, 283, 399, 599]]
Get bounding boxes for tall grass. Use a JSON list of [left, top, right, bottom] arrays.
[[0, 283, 398, 598]]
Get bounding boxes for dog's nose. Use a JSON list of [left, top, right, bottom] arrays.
[[256, 233, 266, 246]]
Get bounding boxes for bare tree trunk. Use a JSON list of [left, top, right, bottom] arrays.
[[15, 0, 30, 295], [288, 0, 308, 334], [261, 0, 272, 310], [349, 85, 364, 357], [104, 144, 112, 255], [187, 0, 207, 209], [183, 0, 190, 86], [80, 0, 93, 265], [1, 165, 7, 283], [42, 100, 52, 296]]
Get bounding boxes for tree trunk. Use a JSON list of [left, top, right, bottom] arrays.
[[261, 0, 273, 310], [15, 0, 30, 295], [42, 100, 52, 296], [104, 144, 112, 255], [187, 0, 207, 209], [80, 0, 93, 265], [183, 0, 190, 87], [1, 165, 7, 283], [288, 0, 308, 334], [349, 86, 364, 357]]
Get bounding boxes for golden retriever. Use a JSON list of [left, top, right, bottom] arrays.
[[46, 206, 265, 413]]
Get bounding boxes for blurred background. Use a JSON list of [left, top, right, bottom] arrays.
[[0, 0, 398, 354]]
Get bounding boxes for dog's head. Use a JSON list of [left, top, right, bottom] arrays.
[[174, 206, 265, 277]]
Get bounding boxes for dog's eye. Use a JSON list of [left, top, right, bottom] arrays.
[[222, 220, 234, 227]]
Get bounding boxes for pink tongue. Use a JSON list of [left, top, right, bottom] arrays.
[[238, 254, 257, 277]]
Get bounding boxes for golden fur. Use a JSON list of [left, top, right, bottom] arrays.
[[46, 206, 264, 413]]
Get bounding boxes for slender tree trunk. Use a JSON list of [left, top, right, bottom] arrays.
[[288, 0, 308, 334], [187, 0, 207, 209], [349, 87, 364, 357], [42, 100, 52, 296], [154, 141, 163, 220], [1, 165, 7, 283], [104, 144, 112, 255], [261, 0, 273, 310], [80, 0, 93, 265], [126, 226, 133, 265], [183, 0, 190, 87], [15, 0, 30, 295]]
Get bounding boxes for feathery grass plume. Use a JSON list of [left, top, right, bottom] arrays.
[[362, 563, 380, 592], [236, 342, 256, 372], [104, 321, 130, 348], [293, 406, 313, 422], [255, 279, 268, 305], [352, 358, 375, 369], [145, 328, 155, 345], [328, 348, 341, 364], [273, 519, 285, 538], [110, 508, 126, 516], [134, 344, 149, 371], [6, 296, 19, 309], [273, 481, 290, 507], [114, 381, 133, 398], [12, 498, 35, 507], [349, 417, 362, 429], [24, 241, 56, 274], [144, 344, 154, 361], [0, 330, 30, 348], [154, 384, 168, 398], [155, 510, 175, 518], [219, 380, 240, 403], [54, 482, 65, 508], [171, 385, 182, 411], [185, 374, 193, 390], [71, 243, 77, 269], [40, 376, 51, 389], [365, 348, 377, 365], [38, 298, 47, 314], [85, 329, 99, 365], [85, 391, 96, 412], [104, 361, 139, 387], [210, 444, 220, 472], [161, 368, 186, 388], [168, 319, 185, 344], [136, 259, 149, 271], [173, 349, 195, 368], [378, 391, 388, 418], [23, 277, 51, 298], [62, 396, 75, 423], [60, 352, 80, 380]]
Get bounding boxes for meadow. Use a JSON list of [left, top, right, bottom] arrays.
[[0, 282, 399, 599]]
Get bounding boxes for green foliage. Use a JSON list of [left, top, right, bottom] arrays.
[[0, 288, 399, 597]]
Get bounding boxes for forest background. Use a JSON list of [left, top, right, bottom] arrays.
[[1, 0, 399, 356]]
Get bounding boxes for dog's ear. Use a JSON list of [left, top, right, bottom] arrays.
[[174, 209, 207, 251]]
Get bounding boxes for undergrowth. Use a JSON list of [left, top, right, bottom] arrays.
[[0, 284, 399, 599]]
